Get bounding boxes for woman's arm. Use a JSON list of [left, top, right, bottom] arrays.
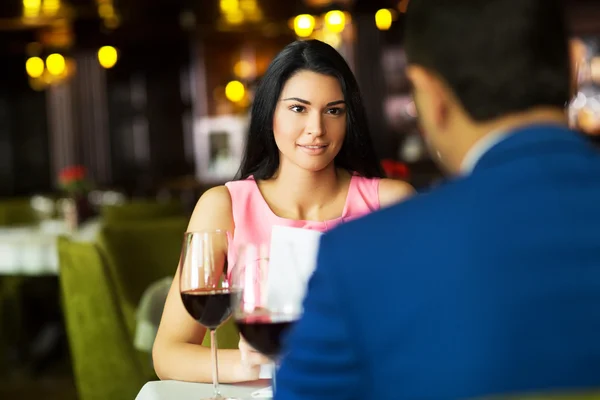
[[378, 178, 416, 208], [152, 186, 262, 383]]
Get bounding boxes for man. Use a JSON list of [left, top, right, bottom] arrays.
[[275, 0, 600, 399]]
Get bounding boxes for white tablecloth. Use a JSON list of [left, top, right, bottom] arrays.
[[136, 380, 271, 400], [0, 219, 100, 276]]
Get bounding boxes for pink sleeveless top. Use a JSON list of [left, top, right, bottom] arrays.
[[225, 175, 380, 268]]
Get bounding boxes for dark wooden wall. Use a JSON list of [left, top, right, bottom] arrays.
[[0, 57, 51, 197]]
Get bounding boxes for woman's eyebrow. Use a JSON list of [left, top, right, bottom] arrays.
[[282, 97, 345, 107], [282, 97, 311, 104]]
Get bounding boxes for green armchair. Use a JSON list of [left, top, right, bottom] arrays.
[[97, 217, 240, 350], [96, 218, 189, 339], [100, 200, 185, 225], [57, 236, 148, 400]]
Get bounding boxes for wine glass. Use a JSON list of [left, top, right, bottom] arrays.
[[230, 242, 302, 397], [179, 230, 237, 400]]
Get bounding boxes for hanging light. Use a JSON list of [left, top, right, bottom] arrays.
[[42, 0, 61, 16], [46, 53, 66, 76], [375, 9, 392, 31], [324, 10, 345, 33], [26, 56, 44, 78], [293, 14, 315, 38], [23, 0, 41, 18], [98, 45, 118, 69], [225, 80, 245, 103]]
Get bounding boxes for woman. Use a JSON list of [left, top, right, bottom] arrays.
[[153, 39, 414, 383]]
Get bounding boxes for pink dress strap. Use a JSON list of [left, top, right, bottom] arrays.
[[343, 175, 381, 221]]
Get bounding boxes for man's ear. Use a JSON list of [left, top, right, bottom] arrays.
[[406, 65, 450, 129]]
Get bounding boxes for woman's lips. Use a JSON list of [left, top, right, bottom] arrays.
[[297, 144, 328, 155]]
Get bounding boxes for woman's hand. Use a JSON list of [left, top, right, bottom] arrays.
[[231, 336, 272, 382], [239, 335, 271, 367]]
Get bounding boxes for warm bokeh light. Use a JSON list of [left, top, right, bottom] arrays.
[[98, 3, 114, 18], [46, 53, 66, 76], [221, 0, 246, 24], [23, 0, 41, 18], [224, 10, 244, 24], [25, 56, 44, 78], [239, 0, 257, 12], [324, 10, 345, 33], [321, 31, 342, 49], [220, 0, 239, 13], [234, 60, 253, 79], [98, 45, 118, 69], [294, 14, 315, 38], [375, 9, 393, 31], [42, 0, 61, 15], [23, 0, 41, 7], [225, 80, 245, 103]]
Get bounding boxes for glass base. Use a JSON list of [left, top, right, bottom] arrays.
[[249, 386, 273, 399]]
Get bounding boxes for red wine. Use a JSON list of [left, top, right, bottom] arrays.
[[181, 289, 234, 330], [235, 314, 297, 358]]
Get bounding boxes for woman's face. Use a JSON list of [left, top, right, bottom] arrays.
[[272, 69, 347, 173]]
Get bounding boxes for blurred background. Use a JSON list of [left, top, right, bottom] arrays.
[[1, 0, 600, 398]]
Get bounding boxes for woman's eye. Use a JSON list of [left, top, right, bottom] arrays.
[[327, 107, 345, 116], [290, 105, 305, 113]]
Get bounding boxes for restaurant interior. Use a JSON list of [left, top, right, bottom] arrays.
[[1, 0, 600, 398]]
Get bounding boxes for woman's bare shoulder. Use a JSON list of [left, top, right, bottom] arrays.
[[378, 178, 415, 208], [188, 185, 234, 231]]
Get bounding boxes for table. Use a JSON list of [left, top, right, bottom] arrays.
[[136, 380, 272, 400], [0, 219, 100, 275]]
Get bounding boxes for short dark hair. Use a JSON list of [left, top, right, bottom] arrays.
[[237, 39, 384, 180], [404, 0, 571, 122]]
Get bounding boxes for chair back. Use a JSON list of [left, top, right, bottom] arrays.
[[57, 236, 147, 400], [100, 200, 185, 224], [96, 217, 188, 337]]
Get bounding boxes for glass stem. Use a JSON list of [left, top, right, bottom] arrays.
[[271, 361, 277, 395], [210, 329, 221, 398]]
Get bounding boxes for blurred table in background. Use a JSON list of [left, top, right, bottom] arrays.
[[0, 219, 100, 276], [0, 218, 101, 377]]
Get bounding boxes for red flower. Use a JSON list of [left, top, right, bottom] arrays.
[[59, 165, 87, 184], [58, 165, 91, 195], [381, 159, 410, 179]]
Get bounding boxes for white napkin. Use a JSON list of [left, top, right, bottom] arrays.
[[258, 364, 272, 379], [266, 225, 323, 311]]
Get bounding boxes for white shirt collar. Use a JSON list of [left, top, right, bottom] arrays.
[[460, 128, 512, 175]]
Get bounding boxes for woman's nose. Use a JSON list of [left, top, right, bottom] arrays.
[[305, 112, 324, 136]]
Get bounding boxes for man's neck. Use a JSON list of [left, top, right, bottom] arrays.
[[454, 107, 568, 174], [459, 128, 512, 174]]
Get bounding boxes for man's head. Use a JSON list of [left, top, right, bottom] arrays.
[[404, 0, 571, 174]]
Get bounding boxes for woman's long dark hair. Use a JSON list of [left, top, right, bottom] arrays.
[[236, 39, 384, 180]]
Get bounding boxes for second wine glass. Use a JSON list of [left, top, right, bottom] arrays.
[[230, 242, 302, 397]]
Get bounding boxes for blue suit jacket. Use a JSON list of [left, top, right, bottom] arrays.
[[275, 124, 600, 400]]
